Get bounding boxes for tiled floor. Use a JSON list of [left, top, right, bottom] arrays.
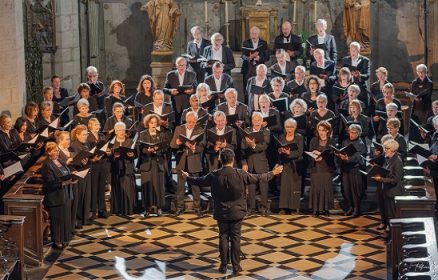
[[44, 214, 387, 279]]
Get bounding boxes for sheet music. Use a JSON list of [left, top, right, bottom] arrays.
[[73, 168, 90, 179], [3, 161, 23, 178], [28, 134, 39, 144]]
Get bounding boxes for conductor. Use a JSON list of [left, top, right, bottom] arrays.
[[182, 148, 283, 275]]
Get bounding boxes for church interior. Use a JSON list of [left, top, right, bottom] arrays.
[[0, 0, 438, 279]]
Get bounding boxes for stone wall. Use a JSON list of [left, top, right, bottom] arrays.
[[0, 0, 26, 119], [42, 0, 81, 95]]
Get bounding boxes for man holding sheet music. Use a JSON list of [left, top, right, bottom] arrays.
[[240, 112, 271, 215], [273, 21, 302, 63], [164, 57, 198, 124], [170, 111, 205, 216], [241, 26, 269, 90], [204, 62, 234, 102], [186, 26, 211, 83], [205, 111, 237, 171], [306, 19, 337, 63]]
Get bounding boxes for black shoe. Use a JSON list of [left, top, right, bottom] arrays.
[[218, 263, 227, 274], [324, 210, 330, 217], [345, 208, 354, 216], [98, 211, 108, 218], [312, 211, 319, 217], [75, 225, 83, 229], [353, 208, 360, 217], [89, 213, 97, 221], [232, 265, 242, 276], [195, 210, 203, 217]]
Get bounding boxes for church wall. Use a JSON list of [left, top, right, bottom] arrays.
[[0, 0, 26, 119]]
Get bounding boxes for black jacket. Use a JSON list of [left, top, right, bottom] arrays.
[[187, 167, 274, 220], [41, 158, 72, 207], [241, 38, 269, 76]]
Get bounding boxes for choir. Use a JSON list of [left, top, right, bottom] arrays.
[[1, 20, 436, 252]]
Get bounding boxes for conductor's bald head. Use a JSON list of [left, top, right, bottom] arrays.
[[219, 148, 235, 166]]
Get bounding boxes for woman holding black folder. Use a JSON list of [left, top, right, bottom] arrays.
[[134, 75, 155, 121], [14, 117, 32, 143], [73, 98, 94, 127], [386, 118, 407, 160], [308, 94, 336, 140], [56, 131, 78, 233], [110, 121, 136, 216], [268, 77, 290, 121], [138, 114, 169, 216], [308, 120, 336, 216], [277, 118, 304, 214], [331, 67, 352, 112], [103, 102, 133, 139], [335, 124, 367, 217], [371, 139, 403, 232], [88, 118, 110, 219], [0, 114, 21, 154], [41, 142, 73, 249], [36, 101, 56, 129], [70, 125, 92, 228]]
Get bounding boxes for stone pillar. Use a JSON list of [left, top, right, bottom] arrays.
[[43, 0, 81, 94], [150, 51, 174, 88], [0, 0, 26, 119]]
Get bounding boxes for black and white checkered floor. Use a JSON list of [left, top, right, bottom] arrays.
[[43, 213, 386, 279]]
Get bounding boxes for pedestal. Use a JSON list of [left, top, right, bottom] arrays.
[[150, 50, 174, 89]]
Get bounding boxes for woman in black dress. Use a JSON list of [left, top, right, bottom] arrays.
[[371, 139, 403, 232], [41, 142, 73, 249], [134, 75, 155, 121], [138, 114, 169, 216], [278, 118, 304, 214], [56, 131, 77, 233], [0, 114, 21, 155], [308, 120, 336, 216], [88, 118, 110, 219], [36, 101, 56, 129], [308, 94, 336, 140], [335, 124, 367, 217], [70, 125, 92, 228], [24, 102, 39, 136], [73, 98, 94, 127], [14, 117, 32, 143], [386, 117, 407, 160], [110, 121, 136, 215]]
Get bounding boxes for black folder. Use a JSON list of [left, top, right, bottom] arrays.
[[226, 114, 239, 124], [178, 133, 204, 145], [330, 143, 358, 157], [113, 146, 137, 159], [361, 165, 390, 178], [201, 98, 216, 111], [263, 115, 278, 127], [250, 84, 270, 95], [408, 143, 433, 159], [71, 149, 94, 166], [273, 136, 298, 150], [239, 128, 265, 144], [177, 85, 193, 94], [271, 97, 288, 112], [206, 130, 233, 144]]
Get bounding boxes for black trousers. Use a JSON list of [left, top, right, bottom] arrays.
[[91, 162, 109, 213], [177, 172, 200, 211], [376, 183, 386, 225], [77, 173, 92, 226], [218, 219, 243, 268]]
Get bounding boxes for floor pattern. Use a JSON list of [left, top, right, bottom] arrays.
[[44, 214, 386, 279]]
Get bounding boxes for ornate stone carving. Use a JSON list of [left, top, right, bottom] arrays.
[[25, 0, 57, 53], [142, 0, 181, 51], [343, 0, 371, 51]]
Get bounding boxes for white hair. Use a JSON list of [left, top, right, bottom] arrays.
[[77, 98, 89, 109], [416, 64, 428, 73], [86, 66, 98, 75]]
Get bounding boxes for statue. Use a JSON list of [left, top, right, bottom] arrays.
[[343, 0, 371, 51], [142, 0, 181, 51]]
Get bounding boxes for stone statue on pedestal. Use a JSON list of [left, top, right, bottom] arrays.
[[142, 0, 181, 51], [343, 0, 370, 52]]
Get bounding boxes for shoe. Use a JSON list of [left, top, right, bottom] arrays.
[[53, 242, 64, 250], [259, 208, 267, 216], [218, 263, 227, 274], [195, 210, 203, 217], [89, 213, 97, 221], [232, 265, 242, 276], [98, 211, 108, 218], [377, 223, 386, 230], [312, 210, 319, 217], [353, 208, 360, 217], [345, 208, 354, 216], [324, 210, 330, 217], [278, 210, 286, 215], [75, 225, 83, 230], [174, 210, 183, 216]]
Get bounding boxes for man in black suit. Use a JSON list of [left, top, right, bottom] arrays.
[[201, 32, 235, 76], [163, 57, 198, 124], [143, 90, 174, 130], [270, 49, 296, 81], [186, 26, 211, 83], [241, 26, 270, 91], [204, 111, 237, 171], [306, 19, 337, 63], [341, 41, 371, 108], [204, 62, 234, 102], [217, 88, 250, 127], [182, 148, 283, 276], [170, 111, 205, 216], [273, 21, 302, 64], [241, 112, 271, 215]]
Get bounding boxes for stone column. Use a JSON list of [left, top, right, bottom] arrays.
[[42, 0, 81, 94], [0, 0, 26, 119], [150, 51, 174, 88]]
